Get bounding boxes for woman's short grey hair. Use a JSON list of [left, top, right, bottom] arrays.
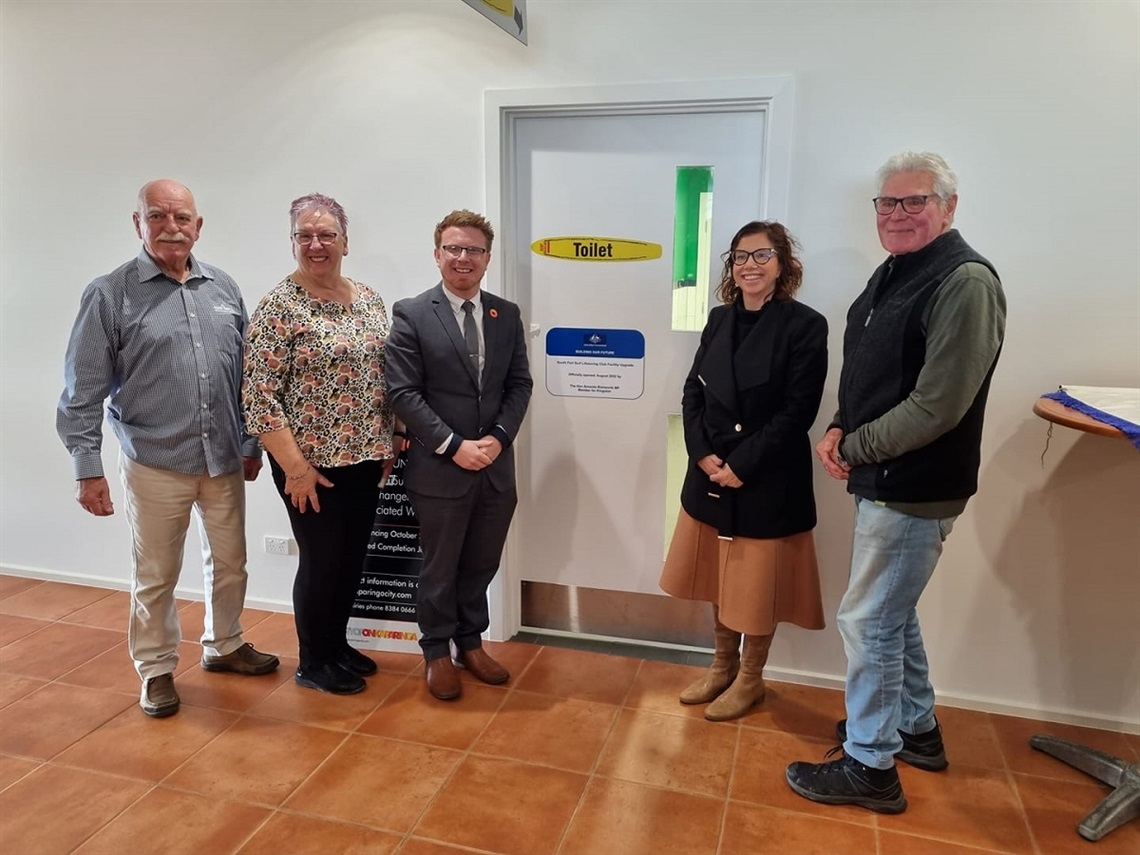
[[290, 193, 348, 235], [876, 151, 958, 199]]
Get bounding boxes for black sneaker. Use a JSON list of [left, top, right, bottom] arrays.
[[836, 718, 948, 772], [338, 645, 378, 677], [295, 664, 366, 695], [786, 749, 907, 814]]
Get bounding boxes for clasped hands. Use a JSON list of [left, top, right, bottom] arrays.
[[698, 454, 743, 489], [453, 436, 503, 471], [816, 427, 852, 481]]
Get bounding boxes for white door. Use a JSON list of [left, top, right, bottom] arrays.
[[484, 80, 794, 639], [515, 110, 765, 594]]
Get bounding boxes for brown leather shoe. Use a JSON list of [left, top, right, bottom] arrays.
[[425, 657, 461, 700], [201, 642, 280, 676], [455, 646, 509, 685], [140, 673, 179, 717]]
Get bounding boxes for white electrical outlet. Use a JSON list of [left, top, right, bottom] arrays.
[[264, 536, 293, 556]]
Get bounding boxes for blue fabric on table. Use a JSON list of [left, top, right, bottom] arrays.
[[1043, 389, 1140, 450]]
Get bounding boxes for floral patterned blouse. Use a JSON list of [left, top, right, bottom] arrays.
[[243, 277, 395, 468]]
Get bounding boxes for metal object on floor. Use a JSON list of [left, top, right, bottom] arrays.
[[1029, 734, 1140, 841], [521, 580, 713, 647]]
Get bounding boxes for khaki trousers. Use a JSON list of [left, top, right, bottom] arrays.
[[119, 455, 248, 679]]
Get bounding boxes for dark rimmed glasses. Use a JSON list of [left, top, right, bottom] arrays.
[[440, 244, 489, 258], [872, 195, 940, 215], [292, 231, 340, 246], [724, 248, 778, 266]]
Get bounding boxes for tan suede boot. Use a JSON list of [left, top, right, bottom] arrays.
[[704, 632, 773, 721], [679, 609, 741, 705]]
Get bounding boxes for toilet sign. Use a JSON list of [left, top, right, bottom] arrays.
[[460, 0, 527, 45], [531, 237, 663, 262]]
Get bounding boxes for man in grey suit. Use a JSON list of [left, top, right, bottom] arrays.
[[386, 210, 533, 700]]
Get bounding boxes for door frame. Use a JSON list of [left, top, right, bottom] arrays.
[[482, 77, 795, 642]]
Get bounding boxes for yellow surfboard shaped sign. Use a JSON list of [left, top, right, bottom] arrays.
[[531, 237, 663, 262], [480, 0, 513, 14]]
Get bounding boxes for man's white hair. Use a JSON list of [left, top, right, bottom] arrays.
[[876, 151, 958, 199]]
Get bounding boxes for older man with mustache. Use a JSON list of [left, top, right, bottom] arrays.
[[58, 179, 279, 718]]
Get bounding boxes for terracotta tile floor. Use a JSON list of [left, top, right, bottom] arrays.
[[2, 575, 1138, 855]]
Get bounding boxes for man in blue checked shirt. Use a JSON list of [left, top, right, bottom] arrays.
[[57, 180, 279, 718]]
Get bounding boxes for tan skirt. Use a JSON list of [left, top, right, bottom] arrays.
[[659, 510, 826, 636]]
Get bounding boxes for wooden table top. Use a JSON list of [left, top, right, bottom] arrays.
[[1033, 396, 1126, 439]]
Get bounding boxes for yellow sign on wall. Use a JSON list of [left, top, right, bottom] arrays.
[[461, 0, 527, 45], [531, 237, 663, 262]]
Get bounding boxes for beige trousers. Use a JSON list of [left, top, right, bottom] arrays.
[[119, 455, 248, 679]]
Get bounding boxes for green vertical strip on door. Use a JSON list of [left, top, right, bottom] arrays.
[[667, 167, 714, 553], [671, 166, 714, 332]]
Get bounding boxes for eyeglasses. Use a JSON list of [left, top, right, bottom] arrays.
[[723, 248, 778, 266], [872, 195, 940, 215], [440, 244, 489, 259], [292, 232, 340, 246]]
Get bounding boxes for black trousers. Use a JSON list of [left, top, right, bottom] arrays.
[[270, 457, 382, 672], [409, 472, 517, 661]]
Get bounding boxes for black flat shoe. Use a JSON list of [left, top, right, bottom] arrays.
[[294, 664, 366, 695], [338, 646, 378, 677]]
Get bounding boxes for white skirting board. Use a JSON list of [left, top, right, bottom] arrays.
[[0, 563, 293, 615]]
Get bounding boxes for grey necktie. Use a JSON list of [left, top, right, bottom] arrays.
[[461, 300, 480, 376]]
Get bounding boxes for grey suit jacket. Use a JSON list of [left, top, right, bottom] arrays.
[[385, 283, 533, 498]]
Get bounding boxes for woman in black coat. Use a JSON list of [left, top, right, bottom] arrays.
[[660, 220, 827, 721]]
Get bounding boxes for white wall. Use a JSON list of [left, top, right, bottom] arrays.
[[1, 0, 1137, 729]]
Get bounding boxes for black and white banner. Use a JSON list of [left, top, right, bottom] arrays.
[[347, 457, 422, 653]]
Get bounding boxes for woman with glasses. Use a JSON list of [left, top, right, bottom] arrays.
[[660, 220, 828, 721], [243, 193, 401, 695]]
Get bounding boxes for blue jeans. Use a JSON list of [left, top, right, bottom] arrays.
[[838, 497, 957, 769]]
